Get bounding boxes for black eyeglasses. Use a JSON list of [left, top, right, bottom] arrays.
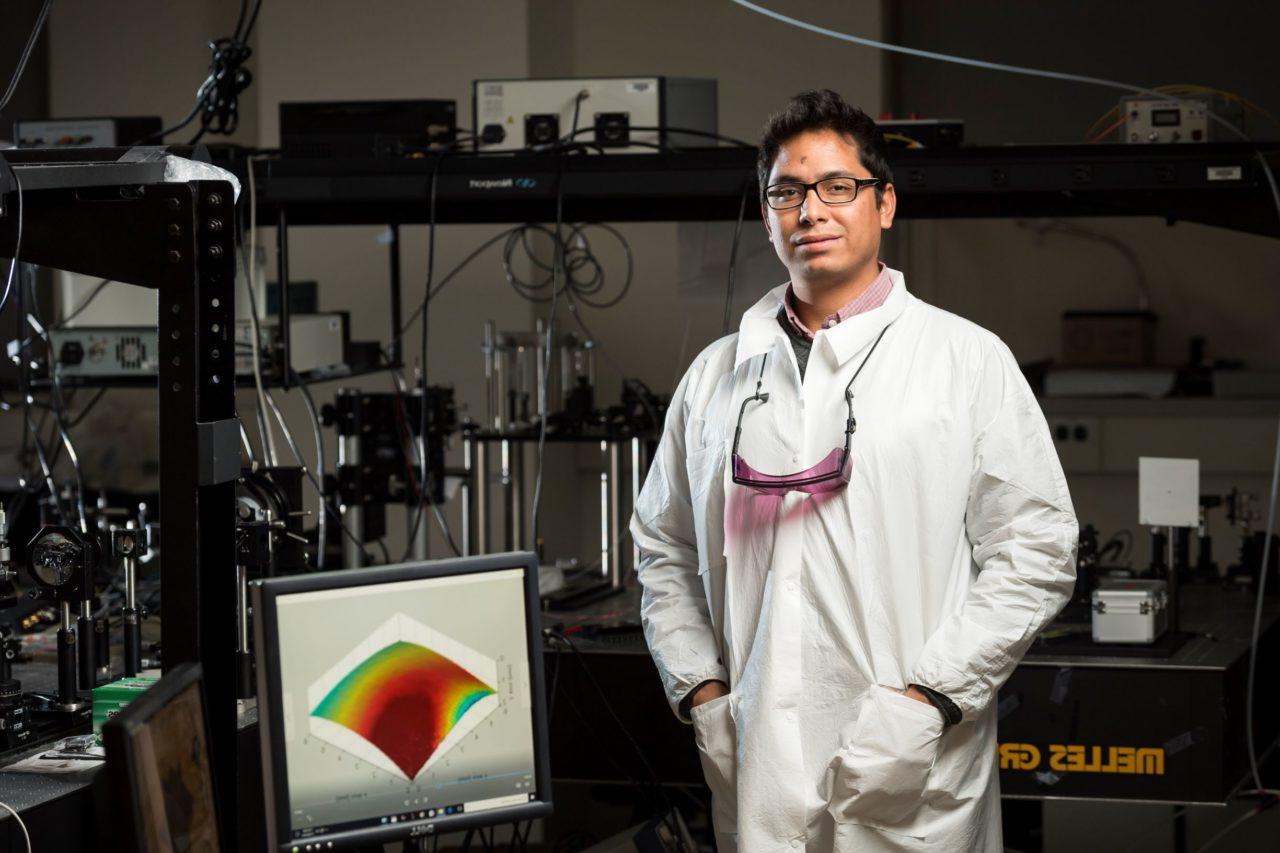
[[763, 176, 882, 210]]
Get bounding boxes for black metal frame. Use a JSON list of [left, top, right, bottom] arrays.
[[0, 155, 240, 843], [250, 551, 553, 852], [253, 143, 1280, 230]]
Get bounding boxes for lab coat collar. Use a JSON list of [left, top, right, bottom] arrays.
[[734, 267, 910, 370]]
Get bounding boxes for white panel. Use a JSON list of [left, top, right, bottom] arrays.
[[1138, 457, 1199, 527]]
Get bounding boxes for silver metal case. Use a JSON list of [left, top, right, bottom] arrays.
[[1121, 97, 1209, 144], [1092, 579, 1169, 644], [233, 313, 348, 376], [472, 76, 716, 153], [48, 326, 158, 378]]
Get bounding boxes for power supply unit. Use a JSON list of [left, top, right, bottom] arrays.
[[1119, 96, 1243, 144], [47, 315, 348, 380], [14, 116, 162, 148], [472, 77, 717, 154]]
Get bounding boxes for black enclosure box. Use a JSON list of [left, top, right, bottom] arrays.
[[279, 99, 457, 159]]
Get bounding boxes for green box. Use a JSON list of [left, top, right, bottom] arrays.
[[92, 675, 158, 743]]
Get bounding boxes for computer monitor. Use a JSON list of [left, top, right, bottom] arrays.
[[252, 552, 553, 851], [101, 662, 221, 853]]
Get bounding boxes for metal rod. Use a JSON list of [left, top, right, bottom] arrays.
[[94, 614, 109, 676], [511, 442, 524, 550], [1168, 528, 1179, 633], [276, 208, 291, 388], [265, 508, 276, 578], [77, 600, 95, 690], [411, 435, 429, 560], [502, 440, 515, 551], [57, 602, 78, 707], [236, 564, 249, 654], [461, 436, 473, 556], [631, 436, 645, 572], [475, 440, 489, 555], [122, 521, 141, 677], [496, 346, 508, 430], [535, 318, 547, 419], [340, 433, 364, 568], [235, 562, 253, 698], [484, 321, 498, 430], [124, 523, 138, 611], [599, 441, 609, 580], [388, 224, 403, 366], [608, 440, 622, 589]]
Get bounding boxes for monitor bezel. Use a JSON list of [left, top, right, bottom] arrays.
[[101, 661, 222, 852], [252, 551, 553, 852]]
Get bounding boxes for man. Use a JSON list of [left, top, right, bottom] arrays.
[[631, 90, 1077, 852]]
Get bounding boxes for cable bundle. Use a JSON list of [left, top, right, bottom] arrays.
[[141, 0, 262, 144]]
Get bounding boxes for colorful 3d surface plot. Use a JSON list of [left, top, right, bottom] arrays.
[[307, 614, 500, 780]]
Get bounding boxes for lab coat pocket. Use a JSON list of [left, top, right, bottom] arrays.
[[687, 438, 726, 500], [691, 693, 737, 834], [826, 684, 944, 829], [687, 438, 727, 563]]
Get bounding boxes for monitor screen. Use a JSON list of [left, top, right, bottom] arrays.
[[253, 553, 552, 851]]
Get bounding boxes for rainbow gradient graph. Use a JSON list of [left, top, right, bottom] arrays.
[[307, 614, 500, 780]]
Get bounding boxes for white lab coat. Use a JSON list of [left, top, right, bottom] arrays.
[[632, 270, 1077, 852]]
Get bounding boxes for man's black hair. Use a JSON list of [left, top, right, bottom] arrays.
[[757, 89, 893, 204]]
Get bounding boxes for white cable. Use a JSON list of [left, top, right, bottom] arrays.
[[24, 267, 90, 533], [0, 798, 32, 853], [296, 381, 327, 570], [239, 420, 258, 468], [246, 158, 279, 466], [389, 366, 461, 558], [0, 163, 23, 316], [262, 389, 306, 471], [52, 404, 88, 533], [24, 408, 64, 522], [729, 0, 1249, 119], [1194, 807, 1258, 853]]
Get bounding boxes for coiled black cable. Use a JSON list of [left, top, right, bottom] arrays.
[[136, 0, 262, 144]]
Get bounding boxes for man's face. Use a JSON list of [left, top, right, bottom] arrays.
[[762, 129, 896, 286]]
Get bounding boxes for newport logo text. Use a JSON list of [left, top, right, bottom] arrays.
[[468, 177, 538, 190]]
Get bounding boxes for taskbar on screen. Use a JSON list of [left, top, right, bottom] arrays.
[[287, 792, 538, 851]]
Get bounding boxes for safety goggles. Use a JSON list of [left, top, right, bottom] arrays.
[[730, 324, 891, 495]]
